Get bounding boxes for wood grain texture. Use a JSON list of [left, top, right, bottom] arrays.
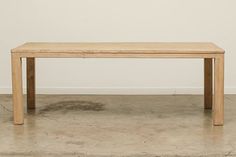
[[204, 58, 213, 109], [11, 54, 24, 125], [12, 42, 225, 54], [10, 52, 223, 58], [27, 58, 36, 110], [213, 55, 224, 126]]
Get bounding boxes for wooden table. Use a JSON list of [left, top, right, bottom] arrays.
[[11, 42, 225, 125]]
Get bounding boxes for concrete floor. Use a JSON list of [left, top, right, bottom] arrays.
[[0, 95, 236, 157]]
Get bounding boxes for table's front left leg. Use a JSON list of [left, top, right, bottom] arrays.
[[27, 58, 36, 110], [11, 53, 24, 125], [213, 54, 224, 126]]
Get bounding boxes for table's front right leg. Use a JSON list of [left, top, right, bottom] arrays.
[[11, 53, 24, 125], [213, 54, 224, 126]]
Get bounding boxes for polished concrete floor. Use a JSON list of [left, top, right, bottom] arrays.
[[0, 95, 236, 157]]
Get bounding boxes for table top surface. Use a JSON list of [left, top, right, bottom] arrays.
[[12, 42, 224, 54]]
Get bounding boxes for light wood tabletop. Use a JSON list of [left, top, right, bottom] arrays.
[[12, 42, 224, 54]]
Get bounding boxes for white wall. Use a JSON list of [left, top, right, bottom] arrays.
[[0, 0, 236, 94]]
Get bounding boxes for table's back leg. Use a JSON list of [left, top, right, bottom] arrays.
[[11, 54, 24, 124], [27, 58, 36, 110], [204, 58, 213, 109], [213, 55, 224, 126]]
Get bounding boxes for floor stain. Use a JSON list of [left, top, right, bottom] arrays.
[[38, 100, 105, 114], [66, 141, 85, 146]]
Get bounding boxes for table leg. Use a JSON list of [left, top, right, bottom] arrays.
[[204, 58, 213, 109], [11, 54, 24, 125], [27, 58, 36, 110], [213, 55, 224, 126]]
